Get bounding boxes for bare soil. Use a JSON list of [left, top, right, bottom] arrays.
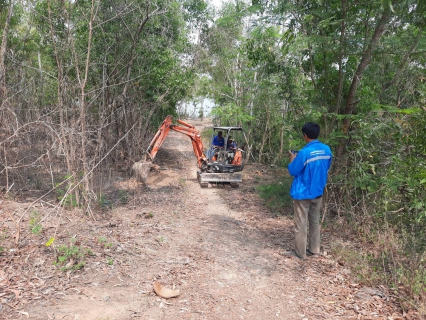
[[0, 118, 418, 319]]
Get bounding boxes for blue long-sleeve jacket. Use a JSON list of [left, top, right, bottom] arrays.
[[212, 135, 224, 147], [287, 140, 332, 200]]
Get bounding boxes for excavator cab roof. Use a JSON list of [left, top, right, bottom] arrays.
[[212, 127, 245, 142], [213, 127, 243, 131]]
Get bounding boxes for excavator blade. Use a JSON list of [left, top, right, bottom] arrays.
[[197, 172, 242, 186]]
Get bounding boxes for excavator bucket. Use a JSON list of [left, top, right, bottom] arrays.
[[197, 172, 242, 187], [132, 154, 152, 184]]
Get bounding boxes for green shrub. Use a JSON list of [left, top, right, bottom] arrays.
[[257, 177, 293, 213], [54, 239, 92, 271], [118, 190, 129, 204], [330, 108, 426, 311], [29, 211, 43, 234]]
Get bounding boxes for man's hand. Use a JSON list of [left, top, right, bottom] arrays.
[[289, 150, 297, 163]]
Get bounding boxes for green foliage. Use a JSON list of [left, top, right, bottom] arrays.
[[29, 211, 43, 234], [178, 178, 187, 186], [54, 239, 92, 271], [97, 193, 115, 210], [55, 175, 78, 210], [257, 177, 293, 213], [98, 236, 107, 244], [411, 267, 426, 297], [211, 103, 254, 126], [346, 109, 426, 228], [19, 0, 199, 183], [332, 243, 384, 284], [245, 26, 281, 70], [182, 0, 211, 32], [97, 193, 109, 207], [201, 127, 213, 148], [331, 108, 426, 308], [97, 190, 130, 209], [98, 236, 112, 248], [0, 227, 8, 241], [118, 190, 129, 204]]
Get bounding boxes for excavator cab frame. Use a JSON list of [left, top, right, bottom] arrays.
[[205, 126, 245, 173]]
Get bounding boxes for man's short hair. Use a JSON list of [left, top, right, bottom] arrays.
[[302, 122, 320, 139], [218, 131, 222, 135]]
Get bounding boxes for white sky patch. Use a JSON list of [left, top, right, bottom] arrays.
[[209, 0, 223, 9]]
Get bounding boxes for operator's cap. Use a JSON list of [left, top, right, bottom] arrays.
[[228, 136, 233, 140]]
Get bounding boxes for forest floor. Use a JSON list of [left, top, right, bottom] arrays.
[[0, 118, 420, 319]]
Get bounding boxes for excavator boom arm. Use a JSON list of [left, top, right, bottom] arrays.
[[145, 116, 207, 169]]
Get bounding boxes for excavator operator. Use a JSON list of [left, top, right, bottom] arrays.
[[210, 131, 225, 161], [226, 136, 237, 163], [212, 131, 225, 148], [226, 136, 237, 151]]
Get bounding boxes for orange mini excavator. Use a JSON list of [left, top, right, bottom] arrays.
[[139, 115, 245, 187]]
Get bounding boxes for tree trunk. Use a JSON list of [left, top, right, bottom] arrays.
[[0, 1, 14, 106], [336, 9, 391, 158], [258, 106, 269, 163], [332, 0, 346, 128]]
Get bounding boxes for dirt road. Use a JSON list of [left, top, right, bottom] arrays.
[[1, 118, 408, 319]]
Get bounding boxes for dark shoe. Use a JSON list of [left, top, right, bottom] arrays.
[[283, 250, 304, 259], [306, 249, 321, 258]]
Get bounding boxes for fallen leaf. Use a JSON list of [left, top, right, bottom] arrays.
[[10, 289, 22, 298], [153, 281, 180, 299], [45, 237, 55, 246], [16, 310, 29, 318]]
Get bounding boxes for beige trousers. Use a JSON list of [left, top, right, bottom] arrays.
[[293, 198, 322, 259]]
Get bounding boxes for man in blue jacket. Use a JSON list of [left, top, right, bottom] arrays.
[[212, 131, 225, 148], [286, 122, 332, 259]]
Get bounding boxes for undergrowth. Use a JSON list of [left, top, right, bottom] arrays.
[[54, 238, 93, 271], [330, 215, 426, 315], [328, 111, 426, 315], [257, 176, 293, 214], [29, 211, 43, 234]]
